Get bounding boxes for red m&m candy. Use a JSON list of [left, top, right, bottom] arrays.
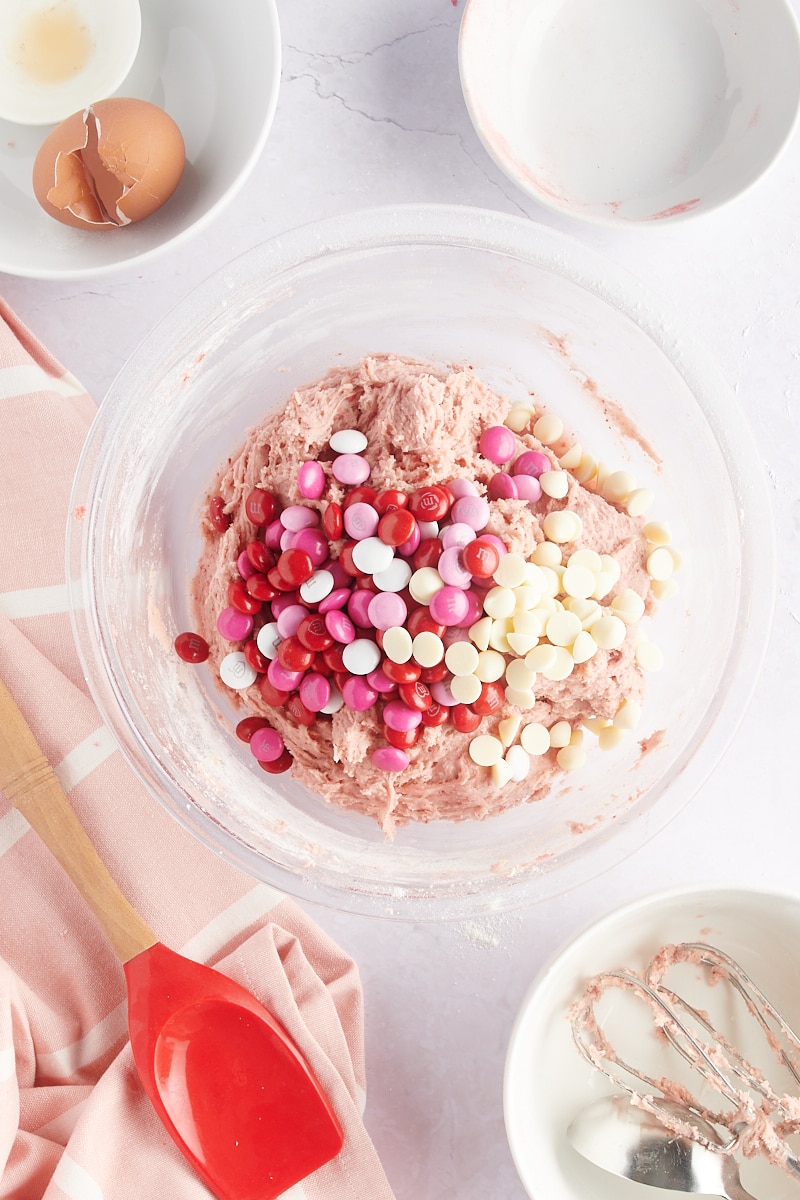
[[462, 537, 500, 579], [244, 488, 277, 526], [174, 632, 210, 663]]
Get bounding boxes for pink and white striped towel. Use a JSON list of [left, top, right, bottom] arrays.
[[0, 299, 396, 1200]]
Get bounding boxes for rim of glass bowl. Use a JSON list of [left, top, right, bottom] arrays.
[[67, 204, 776, 920]]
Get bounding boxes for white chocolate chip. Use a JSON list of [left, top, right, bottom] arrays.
[[546, 610, 582, 647], [571, 630, 598, 663], [512, 586, 542, 614], [520, 722, 550, 755], [626, 488, 654, 517], [583, 717, 612, 735], [506, 632, 540, 656], [610, 588, 646, 625], [498, 715, 522, 746], [450, 673, 483, 704], [646, 547, 674, 581], [567, 548, 602, 573], [469, 615, 493, 651], [513, 610, 546, 639], [558, 443, 582, 469], [505, 744, 531, 781], [445, 642, 480, 677], [591, 615, 627, 650], [643, 521, 672, 546], [488, 618, 514, 653], [537, 566, 562, 598], [573, 453, 597, 484], [504, 686, 536, 710], [667, 547, 683, 572], [505, 659, 535, 691], [483, 586, 517, 619], [493, 553, 528, 589], [601, 470, 636, 504], [542, 510, 582, 544], [504, 406, 534, 433], [569, 727, 584, 747], [651, 577, 679, 601], [533, 413, 563, 444], [539, 646, 574, 680], [531, 541, 563, 568], [563, 597, 602, 628], [412, 630, 444, 667], [491, 758, 515, 788], [469, 734, 504, 767], [475, 649, 506, 682], [383, 626, 413, 664], [598, 725, 626, 751], [549, 720, 572, 748], [525, 643, 557, 674], [636, 640, 664, 672], [614, 698, 642, 730], [562, 564, 597, 600], [539, 470, 569, 499], [409, 566, 444, 604], [557, 744, 587, 771]]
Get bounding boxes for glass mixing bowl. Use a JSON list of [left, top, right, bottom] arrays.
[[67, 205, 774, 919]]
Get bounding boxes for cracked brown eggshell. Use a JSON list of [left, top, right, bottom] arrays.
[[32, 98, 186, 230]]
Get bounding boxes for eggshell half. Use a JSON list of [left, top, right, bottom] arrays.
[[33, 98, 186, 229]]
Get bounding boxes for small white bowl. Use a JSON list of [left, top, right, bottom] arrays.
[[459, 0, 800, 226], [504, 884, 800, 1199], [0, 0, 280, 278], [0, 0, 142, 126]]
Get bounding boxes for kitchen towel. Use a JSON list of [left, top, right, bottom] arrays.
[[0, 299, 396, 1200]]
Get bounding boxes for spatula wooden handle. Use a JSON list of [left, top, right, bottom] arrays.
[[0, 674, 158, 964]]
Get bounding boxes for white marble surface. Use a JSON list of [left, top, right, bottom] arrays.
[[3, 3, 800, 1197]]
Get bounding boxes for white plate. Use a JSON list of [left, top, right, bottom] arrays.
[[459, 0, 800, 226], [0, 0, 280, 278], [504, 884, 800, 1199]]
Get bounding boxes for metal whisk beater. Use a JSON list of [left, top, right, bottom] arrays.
[[570, 942, 800, 1181]]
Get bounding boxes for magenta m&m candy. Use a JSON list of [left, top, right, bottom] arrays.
[[216, 606, 254, 641], [429, 585, 470, 627], [297, 460, 325, 499], [372, 746, 410, 772], [341, 676, 378, 711], [250, 727, 285, 762], [512, 449, 551, 478], [479, 425, 516, 464]]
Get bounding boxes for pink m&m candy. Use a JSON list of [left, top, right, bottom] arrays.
[[342, 676, 378, 711], [512, 449, 551, 478], [451, 495, 490, 531], [441, 522, 476, 551], [436, 546, 472, 589], [512, 474, 542, 502], [372, 746, 410, 772], [446, 477, 479, 499], [429, 586, 470, 627], [237, 551, 256, 580], [216, 606, 254, 641], [366, 666, 398, 694], [267, 658, 305, 692], [292, 527, 328, 565], [299, 672, 332, 712], [488, 472, 518, 500], [325, 609, 356, 644], [276, 603, 308, 639], [280, 505, 319, 532], [383, 701, 422, 732], [348, 589, 376, 628], [479, 425, 516, 464], [332, 454, 371, 486], [297, 460, 325, 499], [319, 587, 351, 613], [367, 593, 406, 632], [344, 502, 380, 541], [250, 727, 285, 762]]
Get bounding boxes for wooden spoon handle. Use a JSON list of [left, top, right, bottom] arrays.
[[0, 675, 157, 964]]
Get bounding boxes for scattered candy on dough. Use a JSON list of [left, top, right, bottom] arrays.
[[176, 355, 678, 835]]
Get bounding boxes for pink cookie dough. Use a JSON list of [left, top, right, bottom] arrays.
[[192, 354, 654, 835]]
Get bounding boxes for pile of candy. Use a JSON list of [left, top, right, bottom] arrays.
[[176, 405, 678, 788]]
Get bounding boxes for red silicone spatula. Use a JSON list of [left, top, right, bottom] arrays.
[[0, 675, 344, 1200]]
